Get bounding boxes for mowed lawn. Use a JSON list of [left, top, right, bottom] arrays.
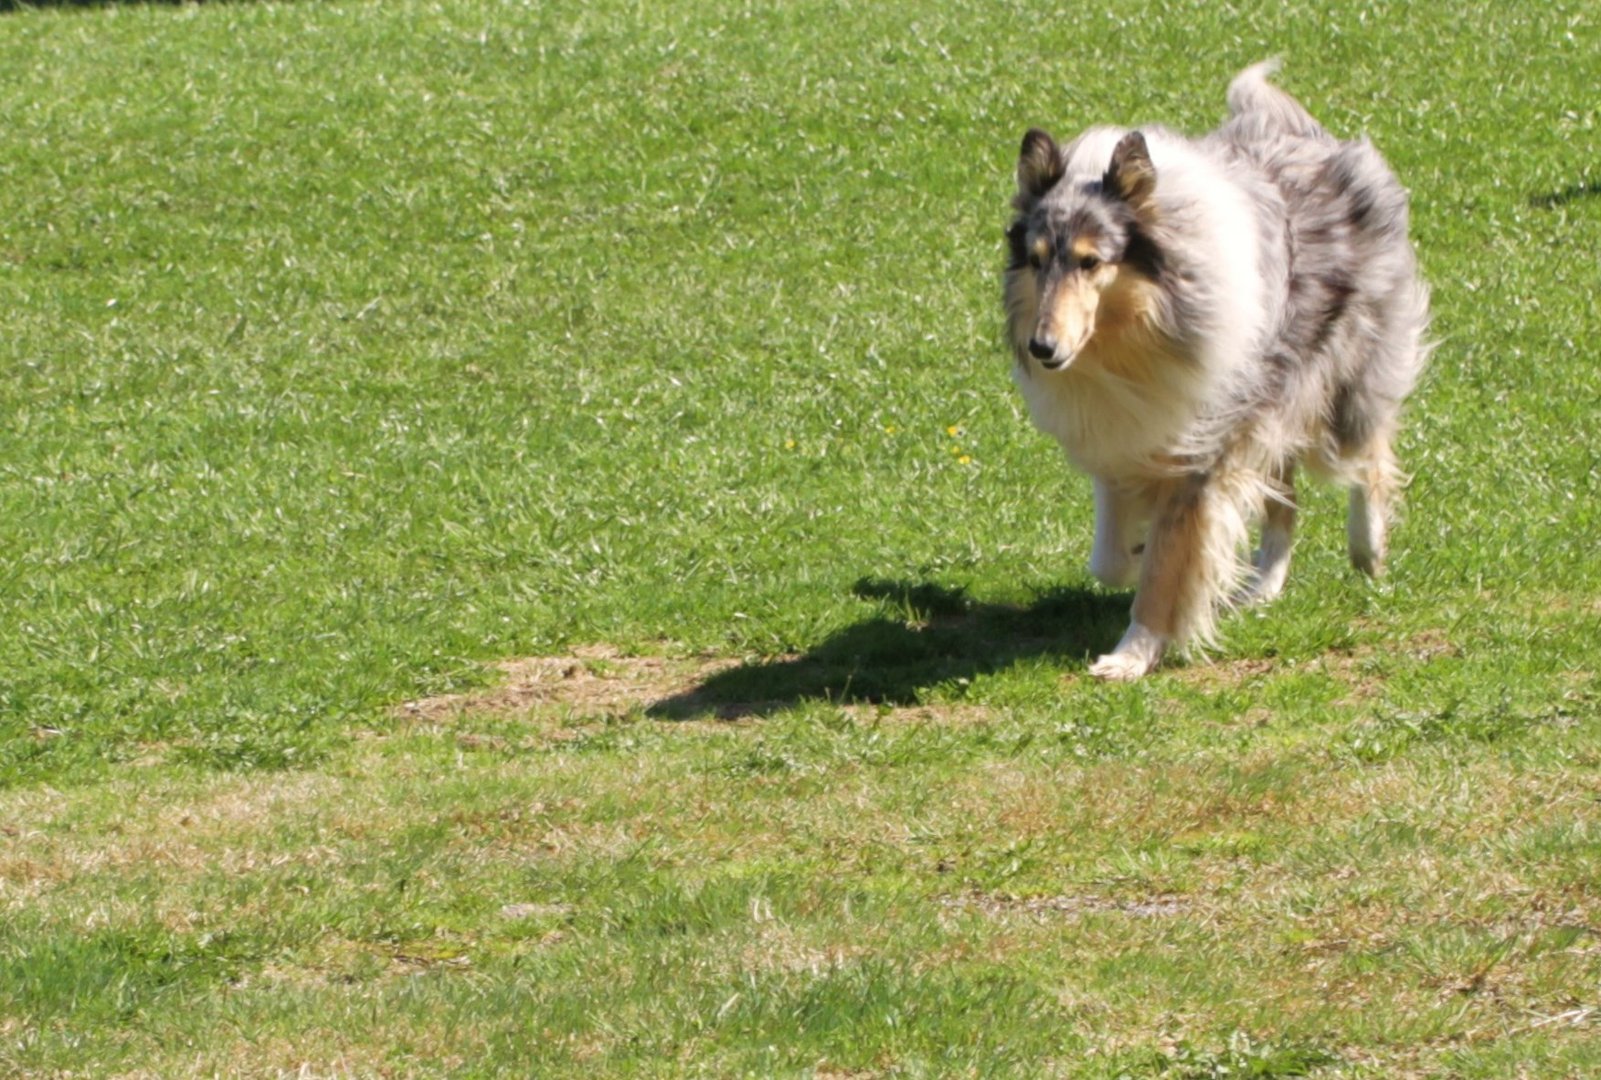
[[2, 0, 1599, 1075]]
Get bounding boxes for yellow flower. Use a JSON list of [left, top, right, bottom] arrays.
[[784, 439, 796, 450], [946, 424, 962, 437], [958, 455, 973, 466]]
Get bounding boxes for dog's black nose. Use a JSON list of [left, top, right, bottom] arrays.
[[1028, 337, 1056, 361]]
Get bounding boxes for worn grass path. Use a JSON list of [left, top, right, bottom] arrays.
[[2, 0, 1599, 1074]]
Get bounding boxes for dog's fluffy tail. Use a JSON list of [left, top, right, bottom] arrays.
[[1225, 60, 1325, 140]]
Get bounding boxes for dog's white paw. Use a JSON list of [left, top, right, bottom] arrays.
[[1089, 650, 1155, 681], [1234, 556, 1289, 607], [1347, 486, 1388, 578], [1088, 622, 1166, 682], [1349, 542, 1386, 579], [1236, 521, 1293, 607]]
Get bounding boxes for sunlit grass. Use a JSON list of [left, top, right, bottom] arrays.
[[1, 0, 1598, 1074]]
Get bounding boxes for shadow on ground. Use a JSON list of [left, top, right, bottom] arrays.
[[1, 0, 264, 12], [647, 578, 1129, 720], [1529, 180, 1601, 209]]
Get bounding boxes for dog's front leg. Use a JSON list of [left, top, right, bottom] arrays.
[[1089, 474, 1212, 681], [1088, 620, 1168, 682], [1088, 478, 1146, 588]]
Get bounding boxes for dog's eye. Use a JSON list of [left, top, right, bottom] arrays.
[[1028, 252, 1043, 269], [1078, 254, 1101, 272]]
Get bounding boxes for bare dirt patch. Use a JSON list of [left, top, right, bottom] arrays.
[[839, 703, 998, 726], [738, 922, 867, 976], [397, 646, 751, 722], [396, 647, 1002, 727], [1173, 656, 1280, 689], [499, 901, 575, 922], [940, 890, 1189, 920], [1169, 629, 1462, 698]]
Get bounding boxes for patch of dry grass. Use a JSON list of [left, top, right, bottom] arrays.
[[397, 646, 751, 723], [6, 689, 1601, 1076]]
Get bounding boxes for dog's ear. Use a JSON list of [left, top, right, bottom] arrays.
[[1017, 128, 1064, 200], [1105, 130, 1157, 215]]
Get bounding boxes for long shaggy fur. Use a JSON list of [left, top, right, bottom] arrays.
[[1003, 63, 1431, 679]]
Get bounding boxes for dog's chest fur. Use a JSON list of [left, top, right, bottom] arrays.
[[1012, 341, 1210, 478]]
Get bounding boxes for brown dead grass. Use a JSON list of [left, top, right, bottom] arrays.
[[0, 772, 359, 913], [109, 1036, 412, 1080], [940, 890, 1189, 919], [395, 646, 1004, 731], [737, 921, 868, 976], [1169, 628, 1464, 702], [397, 645, 750, 722], [839, 702, 997, 726], [395, 630, 1472, 734]]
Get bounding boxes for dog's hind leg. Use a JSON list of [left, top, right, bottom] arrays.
[[1238, 463, 1297, 605], [1347, 434, 1398, 577]]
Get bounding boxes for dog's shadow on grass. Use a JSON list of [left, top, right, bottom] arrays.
[[647, 577, 1129, 720], [1529, 180, 1601, 209], [1, 0, 264, 11]]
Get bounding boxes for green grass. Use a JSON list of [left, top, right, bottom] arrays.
[[2, 0, 1599, 1074]]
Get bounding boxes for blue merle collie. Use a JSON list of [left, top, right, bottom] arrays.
[[1003, 62, 1430, 680]]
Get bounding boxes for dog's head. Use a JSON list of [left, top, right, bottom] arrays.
[[1005, 128, 1163, 370]]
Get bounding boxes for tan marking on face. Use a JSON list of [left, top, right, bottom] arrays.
[[1038, 274, 1101, 355], [1030, 237, 1050, 266], [1094, 264, 1160, 334], [1070, 237, 1101, 263]]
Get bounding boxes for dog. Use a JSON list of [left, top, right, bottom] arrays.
[[1003, 62, 1430, 680]]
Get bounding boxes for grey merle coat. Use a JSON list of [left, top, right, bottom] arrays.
[[1002, 62, 1430, 680]]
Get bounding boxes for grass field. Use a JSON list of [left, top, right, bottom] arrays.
[[2, 0, 1599, 1074]]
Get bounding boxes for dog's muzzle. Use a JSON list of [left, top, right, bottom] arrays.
[[1029, 336, 1070, 370]]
